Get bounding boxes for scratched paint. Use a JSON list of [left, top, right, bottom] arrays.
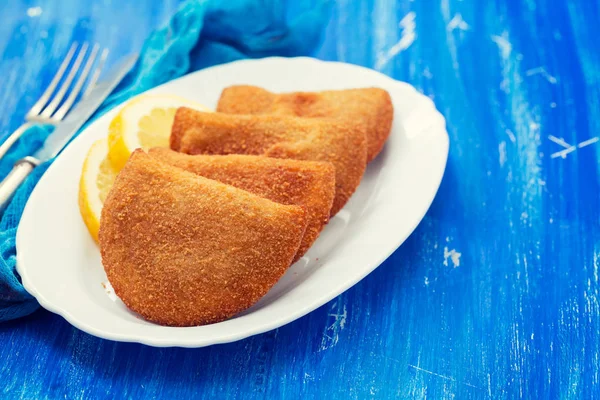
[[26, 7, 43, 18], [374, 11, 416, 70], [1, 0, 600, 399], [319, 298, 348, 352]]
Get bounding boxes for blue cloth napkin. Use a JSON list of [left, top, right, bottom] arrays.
[[0, 0, 329, 322]]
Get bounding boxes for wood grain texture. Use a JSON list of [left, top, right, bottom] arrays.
[[1, 0, 599, 398]]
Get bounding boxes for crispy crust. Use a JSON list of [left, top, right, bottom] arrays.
[[148, 148, 335, 260], [99, 150, 307, 327], [216, 85, 393, 162], [170, 108, 368, 216]]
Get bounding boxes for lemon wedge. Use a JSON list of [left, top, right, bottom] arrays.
[[79, 138, 119, 242], [107, 94, 209, 170]]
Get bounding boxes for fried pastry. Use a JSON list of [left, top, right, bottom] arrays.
[[216, 85, 393, 162], [99, 150, 307, 326]]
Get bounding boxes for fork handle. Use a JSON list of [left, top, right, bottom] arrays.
[[0, 157, 40, 211], [0, 122, 34, 161]]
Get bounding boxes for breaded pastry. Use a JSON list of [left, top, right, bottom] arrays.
[[148, 148, 335, 260], [216, 85, 393, 162], [170, 108, 367, 215], [99, 150, 307, 327]]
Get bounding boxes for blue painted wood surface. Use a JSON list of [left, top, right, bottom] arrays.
[[1, 0, 599, 398]]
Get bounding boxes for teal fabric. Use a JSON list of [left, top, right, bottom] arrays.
[[0, 0, 329, 322]]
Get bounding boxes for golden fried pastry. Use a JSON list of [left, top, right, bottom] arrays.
[[216, 85, 393, 162], [170, 108, 367, 215], [99, 150, 307, 327], [148, 148, 335, 260]]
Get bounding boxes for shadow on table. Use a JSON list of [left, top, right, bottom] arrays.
[[2, 160, 464, 395]]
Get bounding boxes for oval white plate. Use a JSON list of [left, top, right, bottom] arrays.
[[16, 57, 448, 347]]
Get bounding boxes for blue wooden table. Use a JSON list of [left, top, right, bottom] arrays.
[[1, 0, 599, 398]]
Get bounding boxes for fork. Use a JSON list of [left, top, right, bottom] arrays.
[[0, 42, 109, 160]]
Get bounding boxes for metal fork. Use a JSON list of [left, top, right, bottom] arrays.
[[0, 42, 109, 160]]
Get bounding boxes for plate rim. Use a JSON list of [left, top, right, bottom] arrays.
[[16, 56, 449, 347]]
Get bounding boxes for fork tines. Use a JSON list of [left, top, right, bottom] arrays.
[[27, 42, 109, 123]]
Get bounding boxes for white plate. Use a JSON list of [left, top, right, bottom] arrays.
[[16, 57, 448, 347]]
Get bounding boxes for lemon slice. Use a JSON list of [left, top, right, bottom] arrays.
[[79, 138, 119, 242], [107, 94, 210, 170]]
